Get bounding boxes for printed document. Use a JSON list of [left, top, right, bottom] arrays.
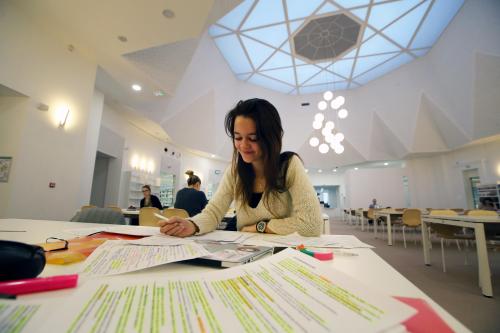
[[79, 240, 210, 277], [48, 249, 415, 333]]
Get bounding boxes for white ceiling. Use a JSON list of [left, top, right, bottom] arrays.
[[11, 0, 500, 169]]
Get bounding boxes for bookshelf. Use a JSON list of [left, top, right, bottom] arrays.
[[477, 183, 500, 210], [160, 172, 176, 208]]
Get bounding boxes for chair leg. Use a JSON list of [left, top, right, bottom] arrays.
[[441, 238, 446, 273], [455, 240, 461, 251], [428, 227, 433, 249], [403, 225, 407, 248]]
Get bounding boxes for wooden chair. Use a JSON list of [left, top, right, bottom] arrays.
[[401, 209, 421, 248], [81, 205, 97, 211], [139, 207, 161, 227], [466, 209, 497, 217], [162, 208, 189, 219], [106, 205, 122, 213]]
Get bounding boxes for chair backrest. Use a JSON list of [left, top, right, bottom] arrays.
[[71, 207, 125, 225], [466, 209, 498, 217], [139, 207, 161, 226], [402, 209, 421, 227], [429, 209, 458, 216], [450, 208, 464, 213], [367, 208, 375, 219], [81, 205, 97, 211], [107, 205, 122, 213], [162, 208, 189, 219]]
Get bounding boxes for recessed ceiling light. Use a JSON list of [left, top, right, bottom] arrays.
[[354, 167, 359, 170], [305, 169, 309, 173], [333, 169, 337, 172], [384, 162, 389, 166], [318, 169, 322, 173], [117, 35, 128, 42], [153, 90, 165, 97], [132, 84, 142, 91], [211, 154, 216, 158], [162, 9, 175, 18]]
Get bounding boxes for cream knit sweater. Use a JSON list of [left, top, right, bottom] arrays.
[[190, 155, 323, 236]]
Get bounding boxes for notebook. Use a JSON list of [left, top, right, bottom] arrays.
[[185, 242, 274, 268]]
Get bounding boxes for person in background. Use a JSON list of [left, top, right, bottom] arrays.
[[140, 185, 162, 210], [159, 98, 323, 237], [369, 198, 379, 209], [174, 170, 208, 217]]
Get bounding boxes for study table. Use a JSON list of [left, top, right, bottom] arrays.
[[0, 218, 469, 332], [374, 209, 404, 246], [421, 214, 500, 297]]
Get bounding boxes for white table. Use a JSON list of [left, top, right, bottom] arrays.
[[0, 218, 469, 332], [374, 210, 404, 246], [421, 214, 500, 297]]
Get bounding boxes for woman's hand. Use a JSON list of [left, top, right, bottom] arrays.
[[158, 216, 196, 237], [240, 224, 257, 233]]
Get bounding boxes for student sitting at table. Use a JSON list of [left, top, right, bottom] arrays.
[[174, 170, 208, 217], [159, 98, 323, 237], [140, 185, 162, 210]]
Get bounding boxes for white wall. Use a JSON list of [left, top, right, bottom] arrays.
[[0, 2, 98, 220], [100, 104, 229, 207], [406, 138, 500, 209], [344, 167, 407, 209]]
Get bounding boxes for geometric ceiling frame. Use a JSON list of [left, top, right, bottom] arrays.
[[209, 0, 465, 95]]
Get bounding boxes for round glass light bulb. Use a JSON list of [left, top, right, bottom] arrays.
[[317, 101, 327, 111], [321, 127, 332, 137], [323, 91, 333, 101], [334, 144, 344, 154], [309, 137, 319, 147], [314, 113, 325, 122], [312, 121, 322, 130], [338, 108, 348, 119], [336, 95, 345, 106], [319, 143, 329, 154], [324, 133, 334, 143], [324, 120, 335, 130], [334, 132, 344, 142]]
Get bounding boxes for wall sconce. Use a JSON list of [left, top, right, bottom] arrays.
[[58, 107, 70, 128]]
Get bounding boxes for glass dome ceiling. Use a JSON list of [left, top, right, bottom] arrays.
[[209, 0, 464, 95]]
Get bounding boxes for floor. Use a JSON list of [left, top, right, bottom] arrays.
[[325, 209, 500, 333]]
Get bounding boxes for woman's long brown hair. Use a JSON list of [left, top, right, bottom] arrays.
[[225, 99, 296, 212]]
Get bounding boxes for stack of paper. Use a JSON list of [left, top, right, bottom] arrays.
[[245, 233, 374, 248], [18, 249, 417, 333]]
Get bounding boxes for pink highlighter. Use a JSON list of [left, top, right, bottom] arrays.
[[0, 274, 78, 295]]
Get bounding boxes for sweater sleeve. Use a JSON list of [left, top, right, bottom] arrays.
[[267, 155, 323, 236], [189, 167, 234, 234]]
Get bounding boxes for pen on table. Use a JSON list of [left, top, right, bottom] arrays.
[[154, 213, 170, 222], [0, 274, 79, 295]]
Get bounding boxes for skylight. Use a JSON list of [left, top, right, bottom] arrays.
[[209, 0, 464, 94]]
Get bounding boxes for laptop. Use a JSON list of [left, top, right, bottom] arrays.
[[185, 242, 274, 268]]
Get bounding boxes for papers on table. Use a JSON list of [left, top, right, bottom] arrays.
[[188, 230, 257, 243], [37, 249, 415, 333], [245, 233, 374, 248], [66, 225, 161, 237], [125, 234, 193, 246], [79, 240, 210, 277]]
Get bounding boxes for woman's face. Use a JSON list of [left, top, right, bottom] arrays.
[[142, 187, 151, 198], [233, 116, 262, 164]]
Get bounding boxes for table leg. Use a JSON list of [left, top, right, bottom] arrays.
[[361, 214, 365, 231], [421, 220, 431, 265], [387, 214, 393, 246], [374, 215, 378, 238], [474, 223, 493, 297]]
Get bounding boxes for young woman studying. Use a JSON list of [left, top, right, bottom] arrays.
[[159, 98, 323, 237]]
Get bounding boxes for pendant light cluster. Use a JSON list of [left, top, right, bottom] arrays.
[[309, 90, 349, 154]]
